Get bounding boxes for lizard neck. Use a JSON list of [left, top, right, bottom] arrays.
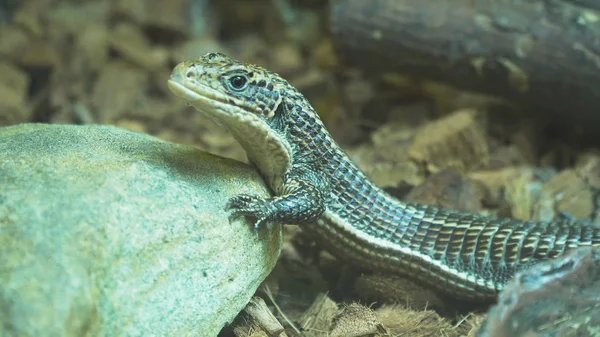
[[281, 102, 392, 212]]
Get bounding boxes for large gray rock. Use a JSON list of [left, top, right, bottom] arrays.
[[0, 123, 282, 337]]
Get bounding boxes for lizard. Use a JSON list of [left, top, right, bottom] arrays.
[[167, 52, 600, 301]]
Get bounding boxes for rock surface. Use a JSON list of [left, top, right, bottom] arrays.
[[476, 247, 600, 337], [0, 123, 282, 337]]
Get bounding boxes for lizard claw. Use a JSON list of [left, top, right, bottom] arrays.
[[226, 194, 271, 229]]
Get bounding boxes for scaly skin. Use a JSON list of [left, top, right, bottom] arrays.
[[167, 53, 600, 301]]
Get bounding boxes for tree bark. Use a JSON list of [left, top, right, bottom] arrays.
[[331, 0, 600, 136]]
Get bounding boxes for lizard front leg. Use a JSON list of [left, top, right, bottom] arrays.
[[226, 176, 326, 229]]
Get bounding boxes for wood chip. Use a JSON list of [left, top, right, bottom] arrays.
[[0, 61, 28, 101], [271, 43, 303, 75], [75, 24, 109, 73], [405, 169, 484, 213], [90, 61, 148, 123], [470, 167, 538, 220], [576, 152, 600, 189], [299, 293, 339, 336], [15, 43, 61, 68], [110, 22, 168, 71], [241, 297, 287, 337], [348, 121, 421, 188], [408, 109, 489, 173], [110, 0, 149, 24], [0, 26, 30, 59], [540, 169, 594, 220], [145, 0, 189, 38], [0, 61, 31, 125]]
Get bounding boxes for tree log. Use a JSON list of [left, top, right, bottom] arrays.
[[331, 0, 600, 136]]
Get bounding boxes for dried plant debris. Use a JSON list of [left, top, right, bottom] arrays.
[[231, 293, 486, 337], [298, 293, 339, 336], [354, 274, 446, 312], [376, 305, 453, 337], [236, 297, 289, 337], [329, 303, 389, 337]]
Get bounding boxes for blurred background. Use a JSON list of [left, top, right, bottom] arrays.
[[0, 0, 339, 164]]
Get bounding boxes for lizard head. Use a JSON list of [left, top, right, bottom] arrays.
[[168, 52, 295, 188], [168, 52, 289, 123]]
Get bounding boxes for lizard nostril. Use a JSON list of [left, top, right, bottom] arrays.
[[186, 70, 194, 78]]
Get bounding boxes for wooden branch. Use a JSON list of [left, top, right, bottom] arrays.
[[331, 0, 600, 134]]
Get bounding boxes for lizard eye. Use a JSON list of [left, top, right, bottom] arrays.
[[229, 75, 248, 90]]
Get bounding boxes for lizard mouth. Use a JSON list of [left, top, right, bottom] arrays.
[[168, 62, 256, 118], [167, 80, 249, 120], [168, 79, 229, 114]]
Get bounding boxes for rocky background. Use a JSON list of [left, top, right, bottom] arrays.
[[2, 0, 600, 336]]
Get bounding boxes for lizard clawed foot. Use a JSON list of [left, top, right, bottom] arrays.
[[226, 194, 272, 229]]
